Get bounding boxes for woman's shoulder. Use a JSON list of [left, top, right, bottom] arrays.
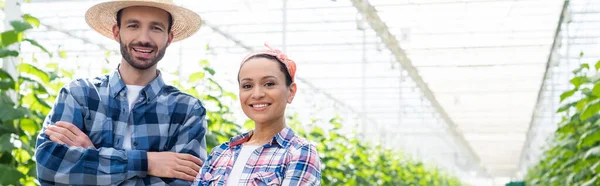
[[285, 133, 318, 155]]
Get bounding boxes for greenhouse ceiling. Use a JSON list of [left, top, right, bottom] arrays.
[[18, 0, 586, 181]]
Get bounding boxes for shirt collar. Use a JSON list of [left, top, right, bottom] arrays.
[[108, 66, 166, 102], [229, 126, 296, 148]]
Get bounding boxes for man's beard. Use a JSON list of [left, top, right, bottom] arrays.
[[120, 39, 167, 70]]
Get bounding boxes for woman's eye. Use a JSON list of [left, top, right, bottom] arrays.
[[242, 84, 252, 89], [265, 82, 275, 86]]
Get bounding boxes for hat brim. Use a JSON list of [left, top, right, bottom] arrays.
[[85, 1, 201, 42]]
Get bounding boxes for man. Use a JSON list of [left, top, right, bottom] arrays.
[[35, 0, 207, 185]]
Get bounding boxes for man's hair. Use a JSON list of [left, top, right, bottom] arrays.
[[116, 8, 174, 33]]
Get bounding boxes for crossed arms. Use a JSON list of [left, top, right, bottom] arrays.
[[35, 84, 208, 185]]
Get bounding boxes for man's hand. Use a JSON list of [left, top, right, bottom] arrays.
[[148, 152, 203, 181], [44, 121, 95, 149]]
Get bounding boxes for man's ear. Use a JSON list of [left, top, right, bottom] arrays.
[[166, 31, 174, 46], [112, 24, 120, 42]]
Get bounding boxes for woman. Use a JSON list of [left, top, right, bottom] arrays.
[[193, 43, 322, 186]]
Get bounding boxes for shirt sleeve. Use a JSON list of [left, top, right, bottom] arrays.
[[35, 83, 148, 185], [159, 100, 209, 185], [282, 143, 322, 186]]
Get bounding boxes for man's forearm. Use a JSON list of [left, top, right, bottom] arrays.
[[36, 140, 148, 185]]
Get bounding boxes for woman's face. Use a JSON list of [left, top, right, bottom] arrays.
[[238, 57, 296, 125]]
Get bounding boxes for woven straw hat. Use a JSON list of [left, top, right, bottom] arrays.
[[85, 0, 201, 42]]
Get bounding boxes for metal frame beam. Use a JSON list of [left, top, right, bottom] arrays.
[[519, 0, 570, 177], [202, 20, 380, 126], [348, 0, 486, 176], [39, 23, 117, 53]]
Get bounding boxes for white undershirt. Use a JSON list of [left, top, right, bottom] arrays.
[[123, 85, 144, 150], [226, 145, 260, 186]]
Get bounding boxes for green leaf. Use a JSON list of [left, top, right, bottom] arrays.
[[573, 64, 590, 74], [0, 164, 25, 185], [59, 50, 67, 58], [557, 101, 577, 113], [13, 148, 31, 163], [199, 59, 210, 66], [223, 91, 237, 100], [582, 87, 594, 97], [0, 92, 15, 106], [46, 63, 58, 70], [201, 94, 221, 107], [204, 66, 215, 76], [189, 71, 205, 83], [208, 78, 223, 92], [22, 14, 40, 28], [19, 118, 38, 135], [580, 129, 600, 147], [0, 49, 19, 58], [60, 69, 74, 79], [1, 30, 22, 47], [592, 83, 600, 97], [582, 176, 597, 186], [595, 60, 600, 70], [23, 38, 50, 56], [310, 127, 325, 139], [0, 69, 16, 90], [560, 89, 577, 102], [592, 161, 600, 174], [556, 121, 574, 135], [584, 146, 600, 159], [571, 76, 589, 89], [243, 119, 254, 130], [0, 134, 16, 152], [330, 116, 343, 130], [580, 101, 600, 121], [27, 166, 36, 177], [29, 93, 51, 113], [9, 20, 33, 32], [0, 106, 27, 122], [577, 99, 588, 112], [17, 63, 50, 83]]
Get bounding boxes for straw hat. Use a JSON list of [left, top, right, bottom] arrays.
[[85, 0, 201, 42]]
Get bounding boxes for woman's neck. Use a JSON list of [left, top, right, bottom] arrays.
[[245, 117, 286, 146]]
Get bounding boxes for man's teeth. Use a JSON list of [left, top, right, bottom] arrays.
[[253, 104, 268, 108], [133, 48, 152, 53]]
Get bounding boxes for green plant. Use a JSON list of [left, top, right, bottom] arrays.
[[525, 60, 600, 186], [0, 14, 67, 185], [286, 115, 466, 185], [169, 59, 242, 153]]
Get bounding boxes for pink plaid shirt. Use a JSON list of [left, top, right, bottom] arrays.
[[193, 126, 321, 186]]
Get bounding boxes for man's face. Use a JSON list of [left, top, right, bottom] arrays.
[[112, 6, 173, 70]]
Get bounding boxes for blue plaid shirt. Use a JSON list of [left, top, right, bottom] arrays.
[[35, 69, 208, 186]]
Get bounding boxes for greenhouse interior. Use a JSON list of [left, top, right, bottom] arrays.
[[1, 0, 600, 185]]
